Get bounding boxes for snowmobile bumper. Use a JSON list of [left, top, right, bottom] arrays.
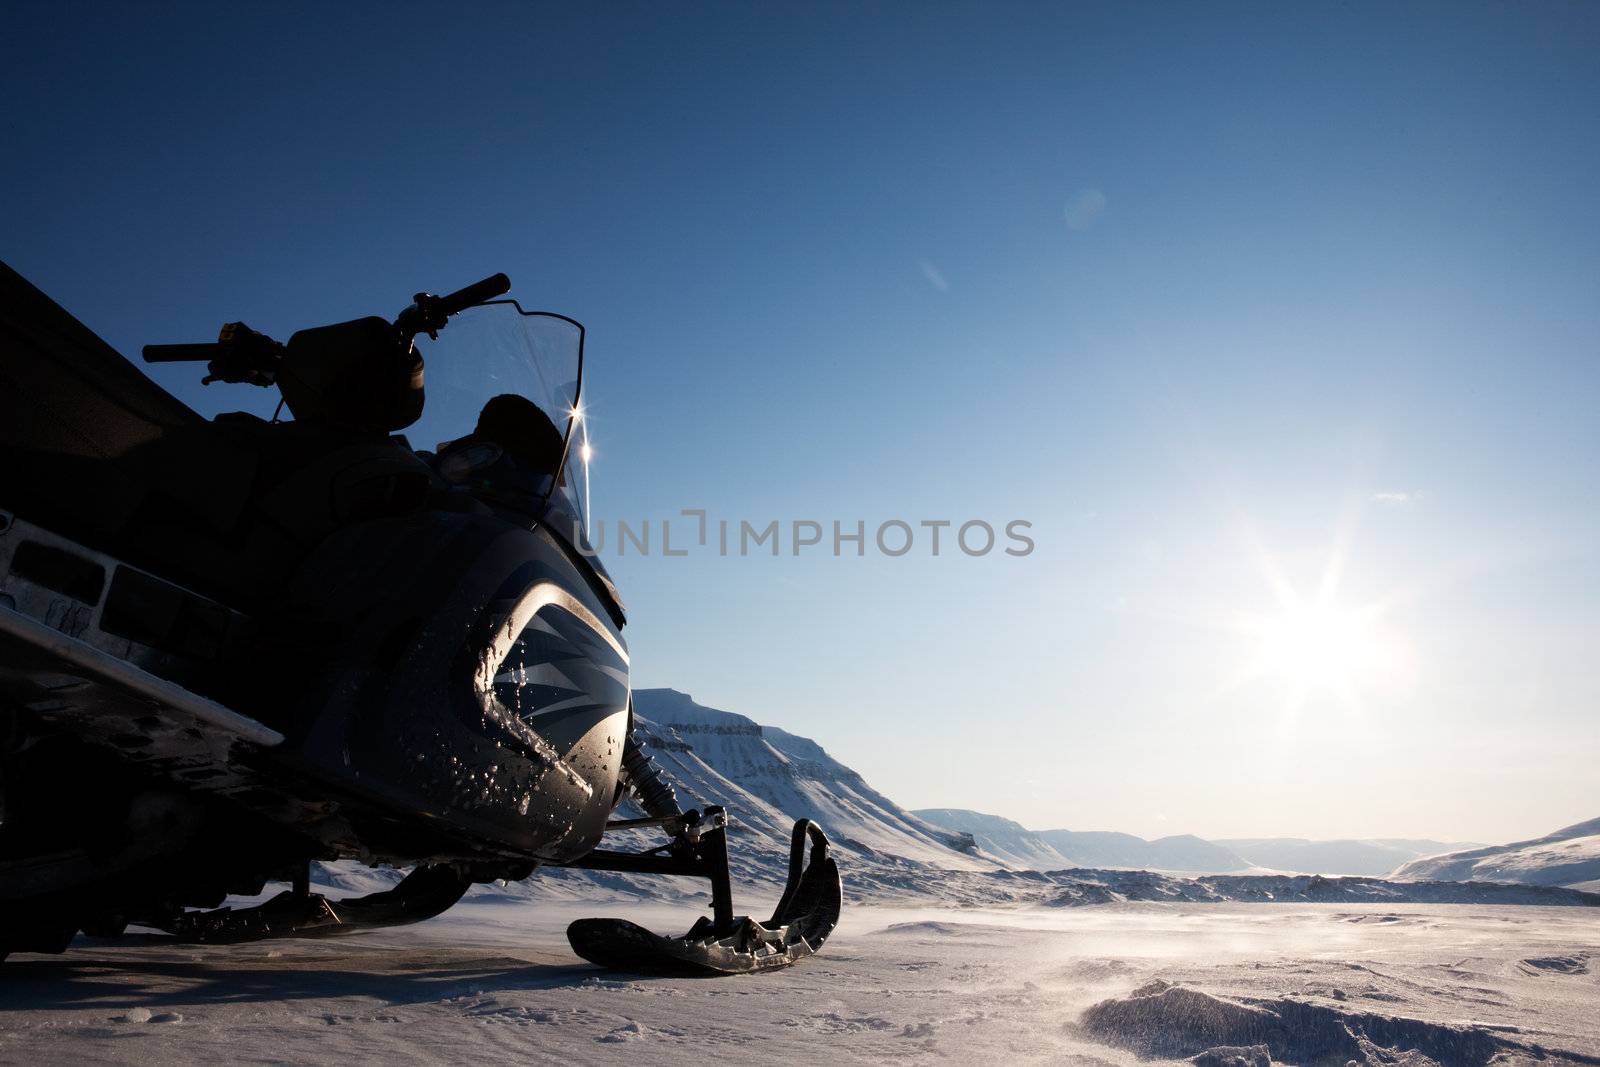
[[565, 811, 841, 975]]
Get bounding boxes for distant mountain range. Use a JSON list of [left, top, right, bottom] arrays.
[[616, 694, 1508, 884], [912, 807, 1477, 876], [1215, 837, 1483, 877], [616, 695, 1595, 892], [610, 692, 1587, 886], [913, 808, 1249, 873], [1392, 816, 1600, 890]]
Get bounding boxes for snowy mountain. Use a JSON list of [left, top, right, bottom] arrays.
[[1218, 837, 1480, 877], [1043, 830, 1250, 872], [915, 809, 1253, 873], [911, 808, 1076, 870], [632, 689, 985, 871], [1391, 816, 1600, 888]]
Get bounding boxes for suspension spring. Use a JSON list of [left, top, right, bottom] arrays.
[[622, 733, 682, 819]]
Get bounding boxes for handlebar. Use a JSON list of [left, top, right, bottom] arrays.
[[398, 272, 512, 339], [141, 321, 283, 385], [140, 272, 512, 386], [435, 273, 511, 317]]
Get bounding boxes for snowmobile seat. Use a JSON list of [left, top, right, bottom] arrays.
[[0, 261, 437, 610], [0, 261, 256, 550]]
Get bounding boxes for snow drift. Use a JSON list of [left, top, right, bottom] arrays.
[[1080, 979, 1518, 1065]]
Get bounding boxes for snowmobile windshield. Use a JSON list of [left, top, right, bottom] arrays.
[[410, 301, 586, 521]]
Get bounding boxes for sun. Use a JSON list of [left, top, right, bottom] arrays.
[[1215, 511, 1410, 717], [1253, 599, 1382, 692]]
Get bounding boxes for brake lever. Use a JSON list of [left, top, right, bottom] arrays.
[[396, 293, 446, 342], [201, 322, 282, 386]]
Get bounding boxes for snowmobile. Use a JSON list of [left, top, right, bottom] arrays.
[[0, 260, 840, 974]]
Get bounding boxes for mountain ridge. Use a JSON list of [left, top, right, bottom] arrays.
[[1392, 816, 1600, 887], [914, 808, 1484, 877], [627, 689, 995, 890]]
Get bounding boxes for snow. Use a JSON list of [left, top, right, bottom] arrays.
[[4, 900, 1598, 1064], [4, 688, 1600, 1062], [1393, 817, 1600, 888]]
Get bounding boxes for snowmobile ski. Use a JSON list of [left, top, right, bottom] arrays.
[[567, 817, 842, 975], [157, 863, 474, 943]]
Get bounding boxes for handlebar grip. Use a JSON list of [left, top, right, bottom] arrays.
[[435, 273, 511, 317], [142, 343, 224, 364]]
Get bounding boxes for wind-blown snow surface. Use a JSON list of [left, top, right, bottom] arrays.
[[1393, 816, 1600, 888], [6, 692, 1600, 1063], [4, 902, 1599, 1064]]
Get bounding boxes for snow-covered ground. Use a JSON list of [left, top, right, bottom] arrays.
[[2, 899, 1598, 1065], [5, 689, 1592, 1063]]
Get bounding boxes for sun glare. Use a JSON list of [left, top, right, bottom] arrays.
[[1255, 600, 1381, 690], [1215, 513, 1412, 721]]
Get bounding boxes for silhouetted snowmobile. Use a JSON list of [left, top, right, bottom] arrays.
[[0, 261, 839, 974]]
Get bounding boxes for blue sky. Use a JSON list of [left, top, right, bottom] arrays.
[[5, 2, 1597, 842]]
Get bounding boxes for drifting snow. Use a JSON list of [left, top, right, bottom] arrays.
[[1038, 869, 1600, 908], [4, 902, 1599, 1064], [1080, 978, 1516, 1064]]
